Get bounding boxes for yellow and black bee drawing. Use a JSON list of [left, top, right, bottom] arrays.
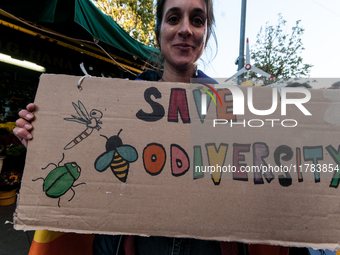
[[94, 129, 138, 182]]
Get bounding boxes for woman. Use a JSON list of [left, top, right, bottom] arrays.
[[14, 0, 289, 254], [151, 0, 215, 83], [14, 0, 226, 254]]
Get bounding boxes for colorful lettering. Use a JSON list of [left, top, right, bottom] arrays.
[[193, 146, 204, 179], [171, 144, 190, 176], [216, 89, 236, 121], [253, 142, 274, 184], [192, 88, 212, 123], [136, 87, 165, 122], [233, 144, 250, 181], [143, 143, 166, 175], [274, 145, 293, 187], [303, 146, 323, 183], [168, 88, 190, 123], [206, 143, 228, 185], [296, 147, 303, 182], [325, 145, 340, 188]]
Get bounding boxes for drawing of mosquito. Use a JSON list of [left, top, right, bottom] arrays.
[[63, 101, 103, 150]]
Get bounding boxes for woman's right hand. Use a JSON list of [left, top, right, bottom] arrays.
[[13, 103, 36, 148]]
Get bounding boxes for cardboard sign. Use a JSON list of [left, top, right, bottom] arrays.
[[14, 74, 340, 249]]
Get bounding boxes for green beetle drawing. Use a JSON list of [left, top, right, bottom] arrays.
[[33, 153, 85, 207]]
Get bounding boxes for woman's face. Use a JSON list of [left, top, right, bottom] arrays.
[[159, 0, 207, 71]]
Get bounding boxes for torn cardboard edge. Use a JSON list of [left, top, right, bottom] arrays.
[[12, 220, 340, 251]]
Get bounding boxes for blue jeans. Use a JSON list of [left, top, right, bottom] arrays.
[[93, 235, 222, 255]]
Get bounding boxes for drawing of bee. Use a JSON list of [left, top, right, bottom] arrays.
[[64, 101, 103, 150], [94, 129, 138, 182]]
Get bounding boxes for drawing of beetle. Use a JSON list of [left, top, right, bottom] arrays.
[[33, 153, 85, 207]]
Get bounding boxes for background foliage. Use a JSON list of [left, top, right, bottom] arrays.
[[92, 0, 157, 47], [250, 14, 313, 83]]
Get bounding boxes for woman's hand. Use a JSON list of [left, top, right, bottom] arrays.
[[13, 103, 35, 147]]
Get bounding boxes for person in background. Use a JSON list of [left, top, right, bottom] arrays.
[[285, 82, 312, 88], [328, 81, 340, 89]]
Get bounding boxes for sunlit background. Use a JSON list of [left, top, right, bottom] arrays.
[[200, 0, 340, 79]]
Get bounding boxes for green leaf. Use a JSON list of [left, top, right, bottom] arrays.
[[92, 0, 157, 47], [250, 14, 313, 84]]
